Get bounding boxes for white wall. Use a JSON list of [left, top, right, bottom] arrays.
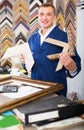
[[67, 2, 84, 100]]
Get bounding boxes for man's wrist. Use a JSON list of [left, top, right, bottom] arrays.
[[69, 68, 77, 76]]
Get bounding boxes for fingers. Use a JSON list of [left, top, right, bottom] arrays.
[[60, 52, 76, 71], [60, 52, 70, 64], [19, 54, 25, 63]]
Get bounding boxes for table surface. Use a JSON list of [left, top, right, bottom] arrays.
[[23, 117, 84, 130], [24, 124, 84, 130]]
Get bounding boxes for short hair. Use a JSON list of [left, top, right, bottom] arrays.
[[39, 3, 56, 15]]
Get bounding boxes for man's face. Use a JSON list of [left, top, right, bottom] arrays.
[[38, 6, 56, 29]]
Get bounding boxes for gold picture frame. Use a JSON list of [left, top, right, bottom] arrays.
[[0, 76, 64, 114]]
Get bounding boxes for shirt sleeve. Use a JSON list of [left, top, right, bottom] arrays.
[[69, 68, 77, 77]]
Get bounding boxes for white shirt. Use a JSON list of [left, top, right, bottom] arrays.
[[39, 25, 55, 45]]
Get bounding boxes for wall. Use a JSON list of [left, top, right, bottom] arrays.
[[67, 1, 84, 100]]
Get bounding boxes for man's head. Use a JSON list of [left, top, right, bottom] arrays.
[[38, 3, 56, 30], [39, 3, 56, 15]]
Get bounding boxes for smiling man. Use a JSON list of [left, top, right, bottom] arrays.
[[21, 3, 81, 97]]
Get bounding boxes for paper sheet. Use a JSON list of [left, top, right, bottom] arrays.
[[1, 43, 34, 72], [2, 86, 41, 99]]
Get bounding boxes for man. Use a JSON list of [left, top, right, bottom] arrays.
[[22, 3, 81, 96]]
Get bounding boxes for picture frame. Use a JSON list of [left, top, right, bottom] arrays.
[[0, 76, 64, 114]]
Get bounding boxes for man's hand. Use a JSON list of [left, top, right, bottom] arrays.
[[60, 52, 77, 71]]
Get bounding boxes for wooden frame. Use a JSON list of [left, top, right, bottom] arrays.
[[45, 38, 69, 71], [45, 30, 75, 71], [0, 76, 64, 114]]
